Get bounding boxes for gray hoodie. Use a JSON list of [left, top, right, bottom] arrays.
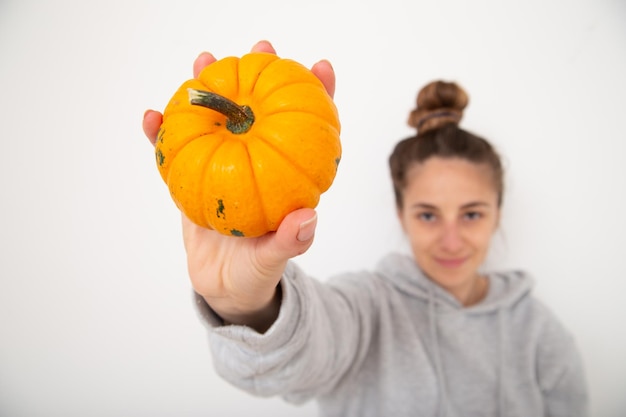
[[196, 252, 588, 416]]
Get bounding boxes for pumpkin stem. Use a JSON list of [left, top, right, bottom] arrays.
[[188, 88, 255, 134]]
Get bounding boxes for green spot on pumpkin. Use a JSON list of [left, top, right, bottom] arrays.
[[216, 199, 225, 219], [156, 148, 165, 166], [230, 229, 244, 237], [335, 157, 341, 167], [157, 128, 165, 143], [215, 122, 222, 126]]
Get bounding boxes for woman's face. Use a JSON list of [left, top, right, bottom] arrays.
[[398, 157, 500, 291]]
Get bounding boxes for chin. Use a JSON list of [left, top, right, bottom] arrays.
[[427, 264, 475, 288]]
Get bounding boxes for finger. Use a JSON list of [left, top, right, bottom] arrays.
[[258, 208, 317, 269], [193, 51, 217, 79], [142, 110, 163, 146], [251, 40, 277, 54], [311, 60, 336, 98]]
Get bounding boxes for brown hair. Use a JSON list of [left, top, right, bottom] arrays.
[[389, 80, 504, 208]]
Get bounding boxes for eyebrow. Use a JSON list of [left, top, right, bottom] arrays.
[[410, 201, 491, 210]]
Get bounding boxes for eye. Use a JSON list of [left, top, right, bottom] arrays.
[[463, 211, 482, 221], [417, 212, 436, 222]]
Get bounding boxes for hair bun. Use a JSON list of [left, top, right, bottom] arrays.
[[407, 80, 469, 134]]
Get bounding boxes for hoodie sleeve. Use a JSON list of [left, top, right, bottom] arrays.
[[536, 307, 589, 417], [193, 261, 379, 404]]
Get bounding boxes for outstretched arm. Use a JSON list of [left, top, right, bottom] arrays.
[[141, 41, 336, 333]]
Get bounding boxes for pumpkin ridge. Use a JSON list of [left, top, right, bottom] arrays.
[[250, 59, 320, 102], [166, 133, 224, 195], [161, 131, 221, 178], [232, 57, 241, 100], [200, 138, 227, 228], [268, 80, 326, 94], [254, 81, 326, 105], [256, 111, 341, 176], [252, 134, 323, 194], [243, 56, 277, 99], [242, 141, 270, 232], [260, 110, 340, 133], [255, 86, 338, 125], [254, 110, 340, 171]]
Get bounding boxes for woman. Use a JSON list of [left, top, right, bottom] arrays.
[[142, 41, 588, 417]]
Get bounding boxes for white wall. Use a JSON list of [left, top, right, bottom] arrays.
[[1, 0, 624, 416]]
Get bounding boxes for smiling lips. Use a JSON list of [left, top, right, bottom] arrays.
[[435, 257, 468, 268]]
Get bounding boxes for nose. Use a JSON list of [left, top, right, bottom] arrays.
[[439, 222, 464, 253]]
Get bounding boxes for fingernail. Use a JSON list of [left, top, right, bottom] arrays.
[[320, 59, 333, 70], [252, 40, 275, 54], [297, 214, 317, 242]]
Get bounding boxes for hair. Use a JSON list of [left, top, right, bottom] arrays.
[[389, 80, 504, 208]]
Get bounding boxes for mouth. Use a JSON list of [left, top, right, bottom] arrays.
[[434, 257, 468, 268]]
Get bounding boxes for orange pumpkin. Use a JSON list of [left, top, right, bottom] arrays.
[[155, 52, 341, 237]]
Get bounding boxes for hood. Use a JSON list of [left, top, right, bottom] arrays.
[[375, 252, 534, 312]]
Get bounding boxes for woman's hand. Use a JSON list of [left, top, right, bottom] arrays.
[[142, 41, 335, 333]]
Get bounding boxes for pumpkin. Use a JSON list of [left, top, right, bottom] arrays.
[[155, 52, 341, 237]]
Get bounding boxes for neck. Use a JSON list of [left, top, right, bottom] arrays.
[[449, 275, 488, 307]]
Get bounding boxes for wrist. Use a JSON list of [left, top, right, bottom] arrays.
[[204, 284, 282, 333]]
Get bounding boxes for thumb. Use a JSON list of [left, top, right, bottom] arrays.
[[258, 208, 318, 267]]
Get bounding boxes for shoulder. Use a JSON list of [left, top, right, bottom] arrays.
[[486, 270, 575, 339], [528, 297, 578, 353], [499, 278, 580, 368], [528, 298, 587, 396]]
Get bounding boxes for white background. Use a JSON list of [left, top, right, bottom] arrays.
[[1, 0, 625, 416]]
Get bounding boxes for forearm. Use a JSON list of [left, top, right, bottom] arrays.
[[197, 263, 378, 401]]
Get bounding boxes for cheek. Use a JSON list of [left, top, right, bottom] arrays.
[[405, 224, 437, 251], [469, 227, 497, 252]]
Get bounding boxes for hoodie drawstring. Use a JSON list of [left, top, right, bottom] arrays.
[[428, 282, 508, 417], [497, 307, 507, 416], [428, 283, 448, 417]]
